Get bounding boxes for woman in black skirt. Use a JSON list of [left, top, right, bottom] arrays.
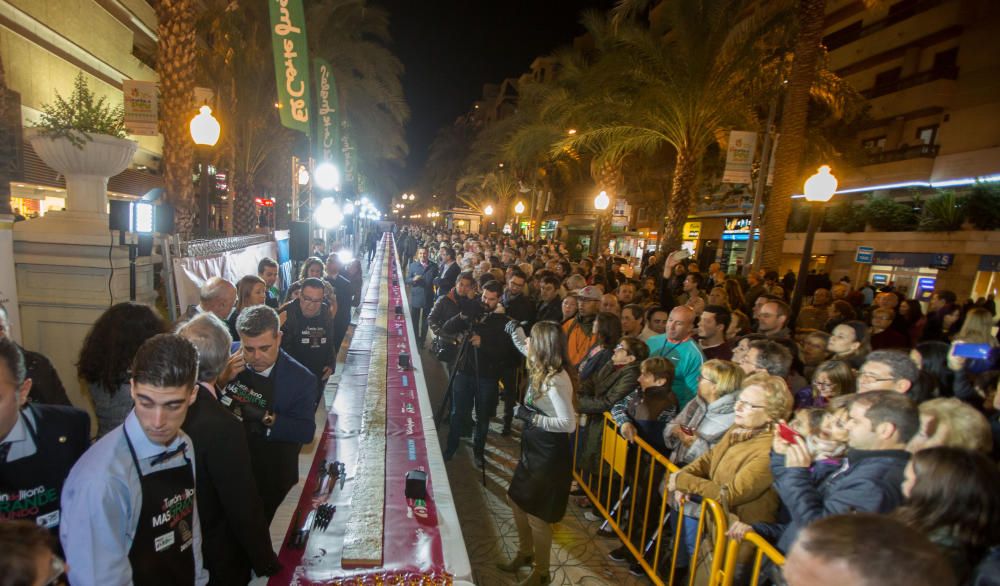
[[498, 320, 578, 585]]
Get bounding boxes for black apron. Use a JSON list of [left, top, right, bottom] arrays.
[[222, 368, 300, 521], [507, 404, 573, 523], [0, 410, 65, 534], [124, 428, 197, 586]]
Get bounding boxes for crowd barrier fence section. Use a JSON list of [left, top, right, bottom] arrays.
[[575, 412, 783, 586], [720, 532, 786, 586]]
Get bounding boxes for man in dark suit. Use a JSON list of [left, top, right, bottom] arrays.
[[177, 314, 280, 583], [0, 306, 70, 406], [218, 306, 318, 523], [0, 337, 89, 542], [535, 275, 564, 324], [407, 247, 439, 345], [324, 254, 355, 370], [434, 246, 460, 299]]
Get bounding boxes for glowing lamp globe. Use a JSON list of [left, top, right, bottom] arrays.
[[484, 205, 494, 216], [313, 197, 343, 229], [803, 165, 838, 203], [514, 201, 526, 214], [594, 190, 610, 211], [314, 162, 341, 191], [190, 106, 220, 146]]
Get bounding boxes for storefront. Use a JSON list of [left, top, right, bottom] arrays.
[[868, 252, 952, 300], [719, 217, 757, 273], [972, 255, 1000, 301]]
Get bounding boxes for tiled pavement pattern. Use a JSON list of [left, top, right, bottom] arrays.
[[419, 348, 649, 586]]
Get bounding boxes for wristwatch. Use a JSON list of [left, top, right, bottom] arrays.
[[262, 412, 275, 427]]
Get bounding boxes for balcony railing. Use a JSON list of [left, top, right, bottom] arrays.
[[862, 66, 959, 99], [865, 143, 939, 165], [823, 0, 945, 51]]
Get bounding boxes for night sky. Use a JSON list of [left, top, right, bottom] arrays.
[[379, 0, 617, 189]]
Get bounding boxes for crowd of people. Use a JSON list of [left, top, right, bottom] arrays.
[[2, 222, 999, 585], [0, 238, 374, 585], [395, 225, 1000, 586]]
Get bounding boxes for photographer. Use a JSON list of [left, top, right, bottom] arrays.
[[441, 280, 518, 468], [428, 271, 479, 376], [499, 269, 536, 435]]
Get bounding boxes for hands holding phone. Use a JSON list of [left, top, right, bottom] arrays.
[[773, 420, 812, 468]]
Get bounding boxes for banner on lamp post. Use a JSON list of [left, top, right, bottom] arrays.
[[122, 80, 158, 136], [722, 130, 757, 184], [313, 58, 341, 166], [268, 0, 311, 136]]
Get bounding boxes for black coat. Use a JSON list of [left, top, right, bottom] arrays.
[[20, 345, 71, 406], [182, 385, 279, 581], [442, 311, 517, 379], [536, 297, 563, 325], [434, 262, 461, 298]]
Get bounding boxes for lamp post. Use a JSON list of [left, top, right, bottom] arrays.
[[789, 165, 838, 325], [514, 200, 525, 237], [592, 190, 610, 255], [190, 105, 221, 238], [482, 204, 494, 235]]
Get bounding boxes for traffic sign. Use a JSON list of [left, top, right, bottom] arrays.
[[855, 246, 875, 264]]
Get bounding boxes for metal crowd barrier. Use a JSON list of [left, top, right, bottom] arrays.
[[721, 532, 786, 586], [574, 412, 784, 586]]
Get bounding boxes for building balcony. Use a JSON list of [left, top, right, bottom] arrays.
[[862, 66, 959, 100], [865, 143, 939, 166], [824, 0, 945, 51]]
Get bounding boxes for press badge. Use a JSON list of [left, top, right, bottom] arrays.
[[36, 510, 60, 529], [154, 531, 175, 552]]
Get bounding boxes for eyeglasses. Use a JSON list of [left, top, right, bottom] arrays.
[[734, 399, 768, 411], [614, 344, 627, 352], [858, 371, 895, 383], [300, 295, 324, 304], [698, 374, 717, 384]]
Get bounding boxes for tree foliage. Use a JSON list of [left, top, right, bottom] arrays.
[[33, 73, 126, 148]]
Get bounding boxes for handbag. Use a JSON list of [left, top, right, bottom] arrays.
[[432, 336, 458, 362]]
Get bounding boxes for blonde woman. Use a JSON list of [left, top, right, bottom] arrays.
[[498, 320, 577, 586], [227, 275, 266, 337]]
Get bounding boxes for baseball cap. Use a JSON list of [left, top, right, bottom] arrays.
[[573, 286, 602, 302]]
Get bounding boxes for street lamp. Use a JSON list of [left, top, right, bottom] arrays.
[[514, 200, 525, 236], [789, 165, 838, 324], [314, 162, 340, 192], [190, 105, 220, 237], [592, 190, 610, 254]]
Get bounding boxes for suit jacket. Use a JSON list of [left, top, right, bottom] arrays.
[[20, 345, 71, 406], [434, 262, 461, 298], [407, 260, 439, 309], [182, 385, 278, 581], [269, 350, 319, 444]]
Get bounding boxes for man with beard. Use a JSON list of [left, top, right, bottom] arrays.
[[563, 286, 601, 369], [535, 275, 564, 324]]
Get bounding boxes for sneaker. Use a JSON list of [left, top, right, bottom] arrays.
[[628, 561, 646, 576], [608, 545, 630, 562], [583, 511, 602, 522], [596, 526, 616, 538]]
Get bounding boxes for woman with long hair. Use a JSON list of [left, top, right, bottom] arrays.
[[723, 279, 746, 314], [826, 321, 870, 369], [797, 359, 855, 409], [228, 275, 267, 337], [578, 311, 622, 381], [499, 321, 577, 586], [921, 303, 963, 343], [77, 302, 167, 437], [298, 256, 325, 281], [911, 341, 954, 398], [899, 298, 926, 342], [895, 447, 1000, 583]]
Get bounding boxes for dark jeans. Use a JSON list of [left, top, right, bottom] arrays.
[[444, 372, 499, 458], [411, 305, 430, 341], [498, 364, 523, 428]]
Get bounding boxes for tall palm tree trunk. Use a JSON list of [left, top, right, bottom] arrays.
[[156, 0, 198, 238], [759, 0, 827, 270], [660, 149, 697, 253], [0, 53, 16, 216]]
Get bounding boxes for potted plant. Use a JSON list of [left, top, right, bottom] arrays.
[[28, 73, 137, 216]]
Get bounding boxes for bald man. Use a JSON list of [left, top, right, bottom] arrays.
[[645, 305, 703, 407], [184, 277, 237, 322]]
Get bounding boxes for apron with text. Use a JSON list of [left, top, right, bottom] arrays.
[[124, 428, 196, 586], [0, 412, 65, 534]]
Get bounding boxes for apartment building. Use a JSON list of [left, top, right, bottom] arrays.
[[1, 0, 161, 217]]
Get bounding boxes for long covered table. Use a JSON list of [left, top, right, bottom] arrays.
[[268, 234, 472, 585]]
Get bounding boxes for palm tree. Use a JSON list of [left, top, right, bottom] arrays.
[[562, 2, 782, 252], [154, 0, 198, 237], [307, 0, 409, 201], [0, 53, 19, 216], [758, 0, 829, 269]]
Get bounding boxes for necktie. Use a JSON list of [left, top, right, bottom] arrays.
[[150, 441, 187, 466], [0, 441, 11, 464]]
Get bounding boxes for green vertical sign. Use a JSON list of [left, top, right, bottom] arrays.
[[313, 58, 341, 166], [268, 0, 310, 135]]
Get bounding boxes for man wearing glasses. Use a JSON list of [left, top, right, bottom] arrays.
[[857, 350, 918, 396], [280, 277, 339, 399]]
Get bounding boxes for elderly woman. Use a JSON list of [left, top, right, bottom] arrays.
[[667, 373, 793, 579], [663, 359, 745, 466]]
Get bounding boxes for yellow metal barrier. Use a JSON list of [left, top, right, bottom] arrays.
[[573, 413, 733, 586], [720, 532, 786, 586]]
